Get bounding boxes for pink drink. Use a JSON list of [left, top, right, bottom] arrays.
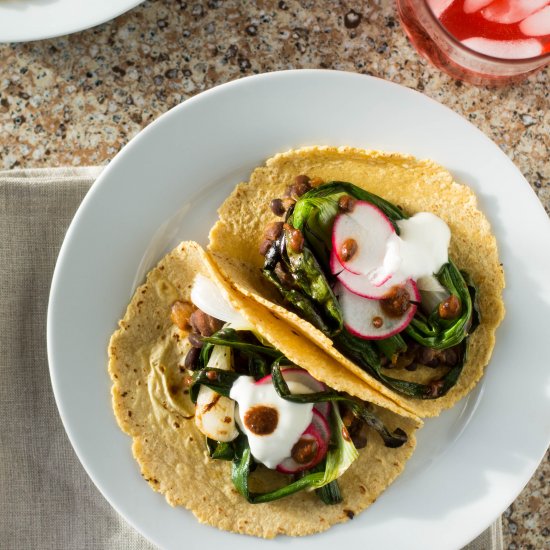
[[397, 0, 550, 84]]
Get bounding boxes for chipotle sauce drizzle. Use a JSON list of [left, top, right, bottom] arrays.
[[380, 285, 411, 318], [244, 405, 279, 435], [291, 437, 318, 464]]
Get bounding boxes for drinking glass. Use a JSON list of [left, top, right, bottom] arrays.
[[396, 0, 550, 85]]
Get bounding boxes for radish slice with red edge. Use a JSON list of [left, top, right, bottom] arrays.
[[335, 280, 419, 340], [313, 401, 330, 420], [332, 200, 395, 276], [332, 247, 409, 299], [276, 409, 330, 474], [256, 367, 330, 418], [255, 367, 325, 391]]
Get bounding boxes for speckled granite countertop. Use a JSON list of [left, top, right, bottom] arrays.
[[0, 0, 548, 548]]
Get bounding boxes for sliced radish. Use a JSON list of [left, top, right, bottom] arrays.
[[332, 201, 395, 276], [337, 263, 392, 298], [276, 409, 330, 474], [281, 369, 330, 418], [313, 401, 331, 421], [366, 262, 394, 287], [256, 367, 330, 418], [332, 247, 386, 297], [335, 281, 419, 340], [334, 246, 417, 301], [333, 243, 403, 297], [481, 0, 548, 24], [256, 367, 325, 391]]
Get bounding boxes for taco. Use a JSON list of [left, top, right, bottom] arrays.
[[208, 147, 505, 418], [108, 241, 419, 538]]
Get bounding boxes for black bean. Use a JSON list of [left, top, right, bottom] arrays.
[[340, 238, 358, 262], [184, 346, 200, 370], [188, 332, 203, 348], [259, 239, 272, 256], [284, 224, 304, 253], [338, 195, 356, 212], [270, 198, 285, 216], [264, 221, 284, 241], [283, 175, 311, 200], [189, 309, 223, 336], [282, 197, 296, 210], [351, 431, 368, 449], [294, 174, 310, 186]]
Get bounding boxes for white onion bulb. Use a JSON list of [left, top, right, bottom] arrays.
[[190, 274, 251, 330]]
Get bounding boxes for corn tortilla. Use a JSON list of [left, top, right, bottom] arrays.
[[108, 241, 420, 538], [208, 146, 505, 418]]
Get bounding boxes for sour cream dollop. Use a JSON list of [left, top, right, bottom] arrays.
[[230, 376, 313, 469], [374, 212, 451, 284]]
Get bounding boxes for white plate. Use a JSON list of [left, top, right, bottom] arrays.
[[47, 70, 550, 550], [0, 0, 143, 43]]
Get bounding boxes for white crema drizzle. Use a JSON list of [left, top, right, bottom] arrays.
[[230, 377, 313, 469], [374, 212, 451, 284]]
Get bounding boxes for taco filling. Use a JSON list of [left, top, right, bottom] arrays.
[[186, 273, 408, 504], [260, 178, 479, 400], [108, 241, 419, 538], [208, 147, 504, 418]]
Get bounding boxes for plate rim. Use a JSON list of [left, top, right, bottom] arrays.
[[0, 0, 144, 43]]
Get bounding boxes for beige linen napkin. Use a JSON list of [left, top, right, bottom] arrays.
[[0, 167, 502, 550]]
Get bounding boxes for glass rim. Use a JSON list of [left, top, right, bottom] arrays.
[[422, 0, 550, 65]]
